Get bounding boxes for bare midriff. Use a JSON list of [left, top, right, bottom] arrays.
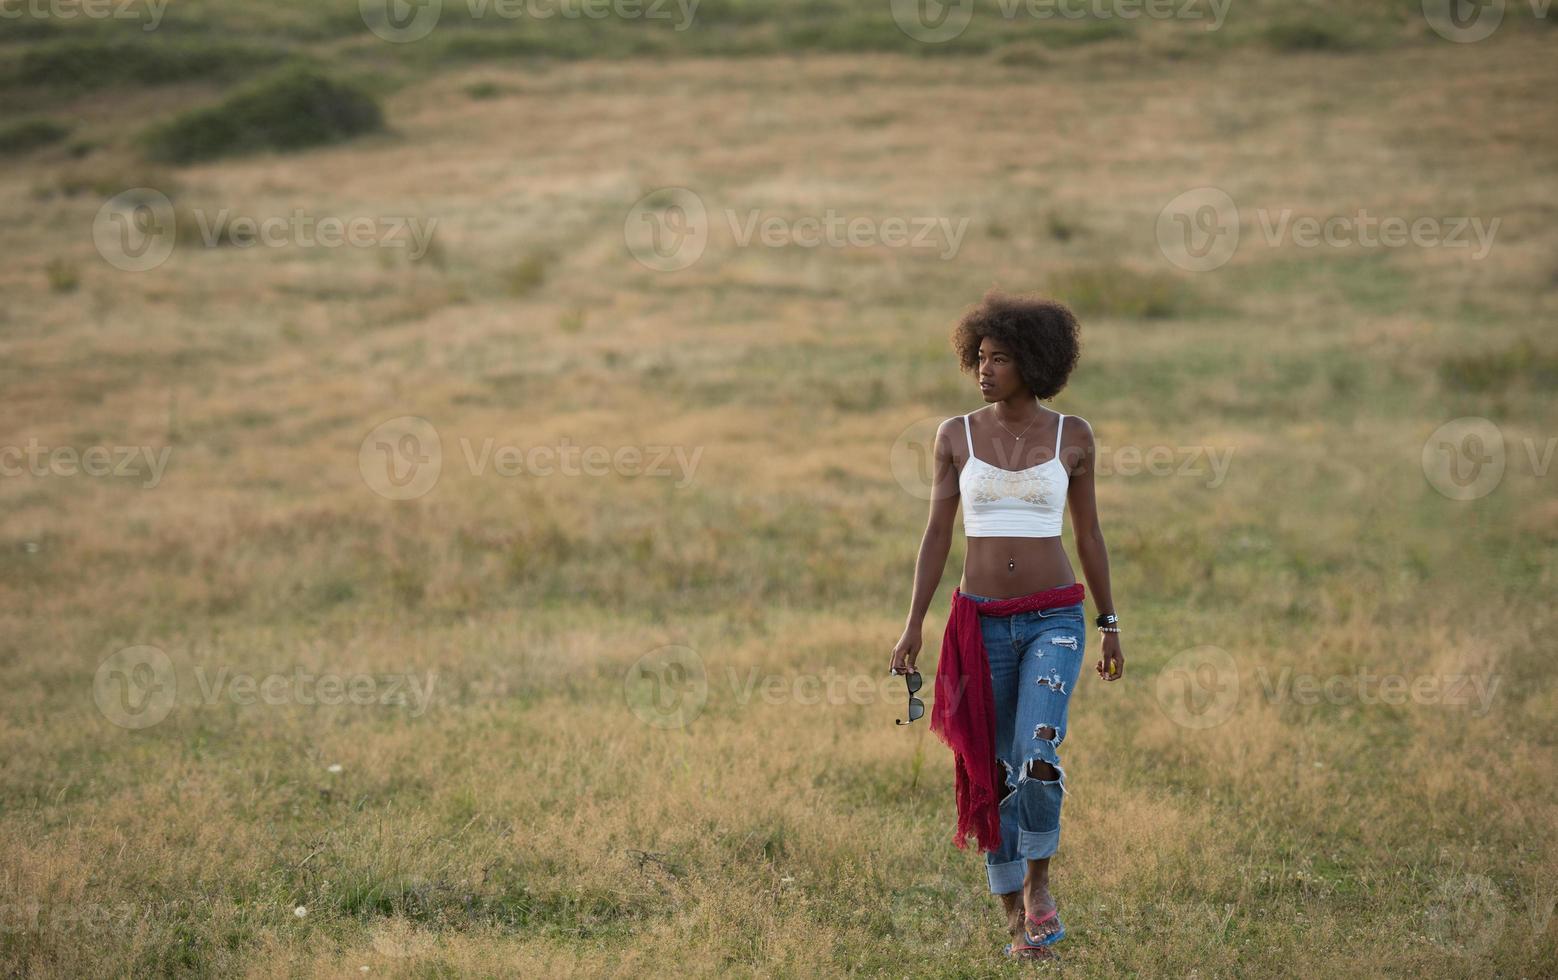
[[959, 536, 1076, 600]]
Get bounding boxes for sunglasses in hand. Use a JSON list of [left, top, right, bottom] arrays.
[[893, 669, 924, 725]]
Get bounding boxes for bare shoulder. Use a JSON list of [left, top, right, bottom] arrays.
[[935, 416, 967, 458], [1059, 413, 1094, 471], [1061, 413, 1094, 444]]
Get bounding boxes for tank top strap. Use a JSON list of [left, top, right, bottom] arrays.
[[962, 414, 973, 453], [1054, 414, 1064, 455]]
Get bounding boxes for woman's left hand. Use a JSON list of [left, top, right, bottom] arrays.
[[1095, 632, 1124, 681]]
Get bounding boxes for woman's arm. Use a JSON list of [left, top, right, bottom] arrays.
[[1065, 417, 1124, 680], [891, 420, 961, 673]]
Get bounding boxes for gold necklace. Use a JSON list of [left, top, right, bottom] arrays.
[[993, 396, 1041, 442]]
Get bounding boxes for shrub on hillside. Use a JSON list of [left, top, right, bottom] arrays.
[[139, 67, 384, 164], [0, 118, 70, 156]]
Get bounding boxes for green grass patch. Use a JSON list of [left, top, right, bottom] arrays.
[[139, 66, 385, 164]]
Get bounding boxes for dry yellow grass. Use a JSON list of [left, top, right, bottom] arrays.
[[2, 27, 1556, 979]]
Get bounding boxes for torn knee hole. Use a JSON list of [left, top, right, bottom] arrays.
[[1025, 759, 1060, 780], [1033, 724, 1057, 742], [1034, 670, 1067, 694]]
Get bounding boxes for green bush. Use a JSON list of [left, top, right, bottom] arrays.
[[139, 67, 385, 165], [0, 118, 70, 156]]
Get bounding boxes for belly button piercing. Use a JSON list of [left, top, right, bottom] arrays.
[[1008, 557, 1016, 571]]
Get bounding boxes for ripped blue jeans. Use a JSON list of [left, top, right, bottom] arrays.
[[961, 592, 1087, 895]]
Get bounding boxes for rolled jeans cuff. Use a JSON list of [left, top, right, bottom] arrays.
[[986, 858, 1025, 895], [1018, 827, 1059, 860]]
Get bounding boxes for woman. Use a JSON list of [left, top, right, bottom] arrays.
[[890, 288, 1124, 962]]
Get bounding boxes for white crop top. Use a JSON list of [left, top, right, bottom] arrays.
[[958, 411, 1069, 538]]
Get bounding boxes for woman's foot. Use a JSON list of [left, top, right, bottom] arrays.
[[1023, 884, 1064, 945], [999, 891, 1025, 943]]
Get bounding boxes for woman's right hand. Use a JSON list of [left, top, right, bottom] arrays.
[[890, 624, 922, 675]]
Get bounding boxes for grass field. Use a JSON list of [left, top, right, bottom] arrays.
[[2, 2, 1556, 976]]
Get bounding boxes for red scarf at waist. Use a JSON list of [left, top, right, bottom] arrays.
[[928, 582, 1085, 852]]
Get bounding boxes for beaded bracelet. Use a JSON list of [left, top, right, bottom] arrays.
[[1097, 626, 1121, 633]]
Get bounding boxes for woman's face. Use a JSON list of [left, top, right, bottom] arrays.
[[976, 338, 1020, 400]]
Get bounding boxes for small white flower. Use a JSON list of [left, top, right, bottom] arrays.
[[327, 764, 343, 774], [294, 905, 307, 918], [360, 968, 370, 974]]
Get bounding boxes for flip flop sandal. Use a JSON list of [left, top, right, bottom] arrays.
[[1024, 907, 1066, 947], [1003, 936, 1060, 961]]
